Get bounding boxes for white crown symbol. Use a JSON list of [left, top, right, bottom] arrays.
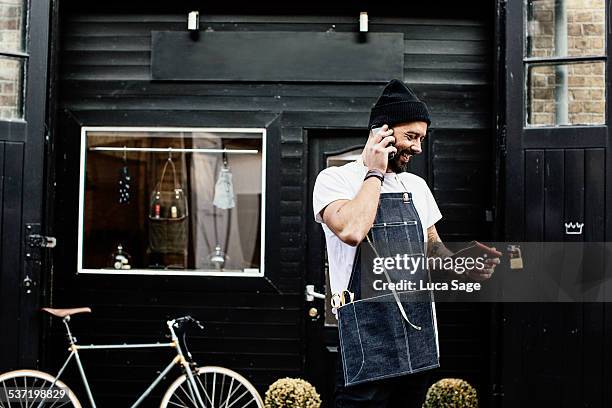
[[564, 222, 584, 235]]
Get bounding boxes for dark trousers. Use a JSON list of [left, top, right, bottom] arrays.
[[334, 353, 434, 408]]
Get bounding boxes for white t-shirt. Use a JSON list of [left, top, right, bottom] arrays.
[[312, 159, 443, 295]]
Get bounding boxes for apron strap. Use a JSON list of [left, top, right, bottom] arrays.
[[346, 245, 360, 295], [365, 234, 422, 331]]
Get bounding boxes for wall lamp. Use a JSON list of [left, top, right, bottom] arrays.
[[188, 11, 199, 31], [360, 12, 368, 33]]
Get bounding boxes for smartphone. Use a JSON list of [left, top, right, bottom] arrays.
[[371, 126, 395, 160]]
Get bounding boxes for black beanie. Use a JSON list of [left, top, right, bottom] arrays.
[[368, 79, 431, 129]]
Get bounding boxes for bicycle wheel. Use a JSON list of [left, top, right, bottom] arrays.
[[0, 369, 82, 407], [160, 366, 263, 408]]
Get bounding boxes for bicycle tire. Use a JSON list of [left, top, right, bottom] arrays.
[[0, 369, 82, 407], [160, 366, 263, 408]]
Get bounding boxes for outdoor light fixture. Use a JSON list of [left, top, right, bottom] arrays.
[[188, 11, 199, 31], [359, 12, 368, 33]]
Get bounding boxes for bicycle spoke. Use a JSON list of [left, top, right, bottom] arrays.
[[177, 382, 198, 407], [211, 372, 216, 408], [219, 374, 225, 408], [225, 389, 250, 408], [3, 379, 12, 408], [0, 373, 79, 408], [48, 399, 72, 408], [27, 378, 39, 408], [169, 386, 190, 407], [225, 382, 243, 403], [195, 373, 214, 408], [162, 368, 262, 408], [23, 377, 29, 408], [13, 378, 23, 408], [167, 400, 189, 408], [0, 379, 8, 408], [222, 378, 234, 408], [168, 391, 191, 408]]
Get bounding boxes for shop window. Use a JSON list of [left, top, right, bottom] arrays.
[[525, 0, 606, 126], [78, 127, 265, 276], [0, 0, 27, 120]]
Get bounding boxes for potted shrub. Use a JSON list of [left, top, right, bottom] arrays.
[[264, 378, 321, 408], [423, 378, 478, 408]]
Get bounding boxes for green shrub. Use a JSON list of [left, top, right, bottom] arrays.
[[423, 378, 478, 408], [264, 378, 321, 408]]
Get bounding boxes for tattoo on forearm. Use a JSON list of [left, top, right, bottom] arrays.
[[427, 228, 453, 259]]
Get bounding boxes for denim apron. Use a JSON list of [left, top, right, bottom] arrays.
[[336, 192, 439, 387]]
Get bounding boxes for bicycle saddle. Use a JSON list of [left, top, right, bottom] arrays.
[[42, 307, 91, 318]]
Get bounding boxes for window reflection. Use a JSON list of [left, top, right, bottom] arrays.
[[527, 62, 605, 125], [527, 0, 605, 58], [0, 56, 23, 119], [0, 0, 27, 53]]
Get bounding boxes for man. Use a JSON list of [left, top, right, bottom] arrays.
[[312, 79, 499, 407]]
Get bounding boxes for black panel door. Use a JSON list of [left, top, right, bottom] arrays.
[[304, 130, 366, 404], [0, 1, 52, 370], [502, 0, 612, 406]]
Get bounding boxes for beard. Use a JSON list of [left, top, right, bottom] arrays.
[[388, 149, 411, 173]]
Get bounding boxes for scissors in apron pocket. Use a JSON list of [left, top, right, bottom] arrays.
[[331, 290, 355, 309]]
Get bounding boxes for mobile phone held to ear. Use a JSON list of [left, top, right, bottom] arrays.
[[371, 126, 395, 160]]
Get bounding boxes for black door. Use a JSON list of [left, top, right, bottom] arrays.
[[304, 130, 366, 403], [501, 1, 612, 406], [305, 127, 497, 407], [0, 2, 52, 370]]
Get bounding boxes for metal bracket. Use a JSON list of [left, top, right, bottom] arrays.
[[25, 223, 56, 260], [27, 233, 57, 249], [23, 223, 55, 295]]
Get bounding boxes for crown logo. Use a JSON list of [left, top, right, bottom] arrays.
[[564, 222, 584, 235]]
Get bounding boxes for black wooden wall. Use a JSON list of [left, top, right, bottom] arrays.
[[44, 2, 495, 406]]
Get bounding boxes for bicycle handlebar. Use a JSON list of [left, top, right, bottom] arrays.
[[169, 315, 204, 331]]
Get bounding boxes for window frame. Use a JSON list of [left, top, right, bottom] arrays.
[[523, 0, 608, 128], [77, 126, 268, 277], [0, 0, 28, 122]]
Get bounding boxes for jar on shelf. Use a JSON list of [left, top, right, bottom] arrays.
[[110, 243, 132, 270]]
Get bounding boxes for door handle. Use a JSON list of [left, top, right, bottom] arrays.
[[305, 285, 325, 302]]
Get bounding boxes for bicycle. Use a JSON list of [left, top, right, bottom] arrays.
[[0, 307, 264, 408]]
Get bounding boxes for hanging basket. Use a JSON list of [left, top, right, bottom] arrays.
[[148, 158, 189, 254]]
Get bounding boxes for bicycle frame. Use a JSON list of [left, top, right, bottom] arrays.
[[45, 316, 207, 408]]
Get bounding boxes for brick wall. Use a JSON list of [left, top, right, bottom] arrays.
[[0, 0, 25, 120], [528, 0, 605, 125]]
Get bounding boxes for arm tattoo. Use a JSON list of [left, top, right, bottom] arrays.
[[427, 227, 453, 259]]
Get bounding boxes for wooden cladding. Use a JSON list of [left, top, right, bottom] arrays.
[[525, 148, 605, 241], [151, 31, 404, 82]]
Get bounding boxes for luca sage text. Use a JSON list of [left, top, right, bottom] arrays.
[[373, 279, 481, 293]]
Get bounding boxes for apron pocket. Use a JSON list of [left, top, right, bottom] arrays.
[[337, 303, 365, 383], [370, 222, 424, 258], [338, 294, 416, 386], [399, 291, 439, 371]]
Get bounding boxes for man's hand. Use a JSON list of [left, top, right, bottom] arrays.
[[464, 246, 501, 281], [319, 126, 396, 246], [427, 226, 501, 281], [362, 124, 396, 172]]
